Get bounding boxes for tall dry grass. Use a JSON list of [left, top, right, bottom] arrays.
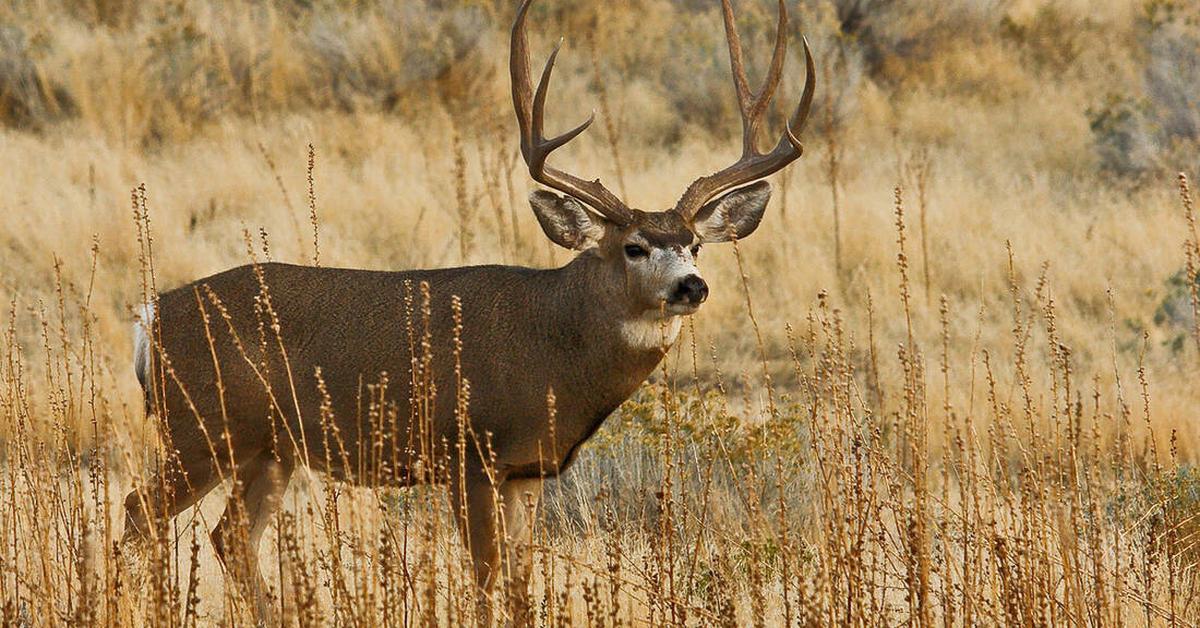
[[3, 0, 1200, 625]]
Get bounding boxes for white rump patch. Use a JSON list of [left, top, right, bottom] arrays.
[[620, 314, 682, 350], [133, 301, 154, 387]]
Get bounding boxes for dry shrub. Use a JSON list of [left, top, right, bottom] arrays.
[[0, 24, 76, 129], [5, 189, 1200, 624]]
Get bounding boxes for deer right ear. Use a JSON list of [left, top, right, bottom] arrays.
[[691, 181, 771, 242], [529, 191, 608, 250]]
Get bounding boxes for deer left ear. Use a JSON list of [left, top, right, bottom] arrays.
[[691, 181, 771, 242]]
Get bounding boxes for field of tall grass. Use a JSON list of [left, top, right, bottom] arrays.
[[3, 0, 1200, 624]]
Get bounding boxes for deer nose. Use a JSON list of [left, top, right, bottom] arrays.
[[672, 275, 709, 305]]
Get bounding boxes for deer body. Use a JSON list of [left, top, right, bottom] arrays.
[[138, 257, 670, 489], [128, 252, 683, 619], [123, 0, 815, 621]]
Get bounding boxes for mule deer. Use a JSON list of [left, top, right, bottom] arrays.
[[123, 0, 815, 619]]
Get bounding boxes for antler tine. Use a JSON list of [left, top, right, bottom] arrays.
[[720, 0, 789, 155], [530, 39, 596, 160], [775, 36, 816, 154], [511, 0, 633, 225], [755, 0, 790, 123], [719, 0, 753, 116], [673, 0, 817, 220]]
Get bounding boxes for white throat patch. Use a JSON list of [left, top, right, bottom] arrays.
[[620, 313, 682, 350]]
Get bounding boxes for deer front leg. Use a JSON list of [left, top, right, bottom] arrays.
[[451, 470, 543, 622], [498, 476, 543, 622], [451, 467, 502, 626], [452, 469, 502, 592]]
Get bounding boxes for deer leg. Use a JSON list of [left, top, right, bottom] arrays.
[[449, 466, 512, 628], [450, 469, 545, 623], [211, 448, 294, 625], [121, 453, 226, 545], [450, 468, 502, 592], [498, 476, 543, 622]]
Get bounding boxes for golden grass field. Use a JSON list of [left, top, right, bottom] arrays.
[[3, 0, 1200, 624]]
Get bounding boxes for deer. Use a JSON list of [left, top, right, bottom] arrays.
[[122, 0, 814, 621]]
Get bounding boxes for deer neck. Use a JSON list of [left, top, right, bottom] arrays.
[[528, 252, 679, 413], [517, 253, 674, 452], [546, 251, 683, 356]]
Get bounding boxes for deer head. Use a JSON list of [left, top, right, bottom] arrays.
[[512, 0, 815, 319]]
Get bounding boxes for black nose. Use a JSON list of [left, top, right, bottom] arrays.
[[672, 275, 709, 305]]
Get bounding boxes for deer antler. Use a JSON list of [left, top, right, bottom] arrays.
[[672, 0, 816, 220], [511, 0, 634, 225]]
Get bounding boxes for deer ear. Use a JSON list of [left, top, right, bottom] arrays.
[[691, 181, 771, 242], [529, 191, 608, 250]]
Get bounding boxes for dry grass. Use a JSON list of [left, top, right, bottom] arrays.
[[3, 0, 1200, 625]]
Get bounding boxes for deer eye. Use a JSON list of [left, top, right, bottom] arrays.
[[624, 244, 649, 259], [690, 243, 702, 257]]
